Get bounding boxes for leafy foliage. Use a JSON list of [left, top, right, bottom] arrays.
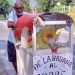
[[37, 0, 67, 12], [0, 0, 11, 18], [21, 0, 70, 13], [22, 0, 31, 12]]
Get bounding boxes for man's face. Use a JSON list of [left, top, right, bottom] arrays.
[[14, 4, 24, 15]]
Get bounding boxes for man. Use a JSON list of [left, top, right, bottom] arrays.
[[7, 0, 28, 72]]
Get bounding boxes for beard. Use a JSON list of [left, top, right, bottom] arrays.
[[17, 12, 23, 16], [17, 12, 23, 18]]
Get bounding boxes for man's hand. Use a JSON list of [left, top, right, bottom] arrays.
[[7, 21, 15, 29]]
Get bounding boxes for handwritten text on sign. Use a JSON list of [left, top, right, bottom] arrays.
[[33, 53, 73, 75]]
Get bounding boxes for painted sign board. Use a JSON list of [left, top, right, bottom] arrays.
[[33, 53, 73, 75]]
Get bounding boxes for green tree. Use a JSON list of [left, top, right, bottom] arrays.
[[0, 0, 11, 18], [37, 0, 67, 12], [22, 0, 31, 12]]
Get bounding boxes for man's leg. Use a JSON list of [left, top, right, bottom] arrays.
[[7, 41, 17, 73], [12, 61, 17, 72]]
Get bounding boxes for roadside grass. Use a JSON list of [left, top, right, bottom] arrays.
[[0, 15, 6, 20]]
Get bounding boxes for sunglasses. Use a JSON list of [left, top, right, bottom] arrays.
[[15, 7, 23, 10]]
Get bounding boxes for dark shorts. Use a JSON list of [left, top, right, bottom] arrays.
[[7, 41, 16, 62]]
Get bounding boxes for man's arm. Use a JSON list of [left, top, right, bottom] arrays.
[[7, 11, 15, 29]]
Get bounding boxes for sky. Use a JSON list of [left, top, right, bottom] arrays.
[[29, 0, 38, 9], [11, 0, 17, 3]]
